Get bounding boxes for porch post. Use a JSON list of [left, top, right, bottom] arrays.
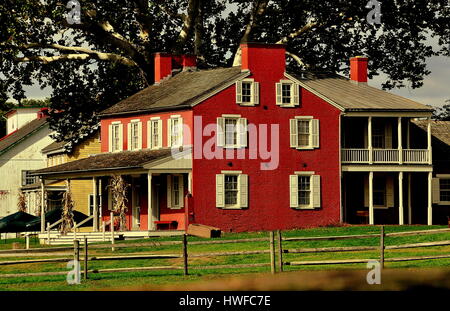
[[40, 180, 45, 233], [398, 117, 403, 164], [427, 119, 432, 165], [93, 177, 98, 231], [427, 171, 433, 225], [369, 171, 374, 225], [147, 172, 153, 230], [188, 171, 192, 194], [408, 173, 412, 224], [368, 117, 373, 164], [398, 172, 404, 225]]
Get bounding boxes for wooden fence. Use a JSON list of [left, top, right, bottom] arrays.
[[1, 227, 450, 280]]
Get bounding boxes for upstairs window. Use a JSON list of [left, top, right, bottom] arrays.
[[148, 118, 163, 149], [109, 122, 123, 152], [22, 171, 38, 186], [290, 117, 320, 149], [127, 120, 142, 151], [168, 116, 183, 147], [276, 80, 300, 107], [236, 79, 259, 106], [217, 115, 247, 148]]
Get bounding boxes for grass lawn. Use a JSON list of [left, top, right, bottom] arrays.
[[0, 225, 449, 291]]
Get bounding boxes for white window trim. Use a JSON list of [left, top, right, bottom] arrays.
[[435, 175, 450, 205], [148, 118, 163, 150], [109, 122, 123, 153], [236, 78, 259, 106], [128, 120, 142, 151], [217, 114, 247, 149], [290, 172, 321, 210], [167, 174, 184, 209], [290, 117, 319, 150], [216, 171, 248, 209], [276, 79, 300, 107], [168, 116, 183, 148]]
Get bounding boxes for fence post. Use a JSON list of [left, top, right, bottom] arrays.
[[380, 225, 385, 269], [102, 221, 106, 241], [25, 234, 30, 250], [110, 212, 115, 252], [84, 237, 88, 280], [47, 222, 50, 245], [270, 231, 276, 274], [277, 230, 283, 272], [183, 234, 188, 276], [74, 239, 80, 263]]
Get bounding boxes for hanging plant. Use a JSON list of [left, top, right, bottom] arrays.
[[60, 181, 74, 235], [108, 175, 130, 231], [17, 191, 27, 213]]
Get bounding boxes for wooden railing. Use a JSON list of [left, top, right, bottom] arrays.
[[342, 148, 429, 164]]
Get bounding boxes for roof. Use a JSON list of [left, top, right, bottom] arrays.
[[289, 72, 433, 112], [33, 148, 175, 176], [413, 120, 450, 146], [41, 141, 65, 154], [41, 126, 100, 154], [99, 67, 249, 117], [0, 118, 48, 156]]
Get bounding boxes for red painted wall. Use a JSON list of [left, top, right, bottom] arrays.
[[191, 45, 342, 232]]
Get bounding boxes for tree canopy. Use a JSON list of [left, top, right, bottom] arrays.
[[0, 0, 449, 143]]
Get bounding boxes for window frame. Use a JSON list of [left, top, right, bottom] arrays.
[[436, 175, 450, 205], [217, 114, 247, 149], [148, 117, 162, 149], [167, 174, 184, 209], [109, 122, 123, 153], [236, 78, 259, 106], [290, 171, 321, 209], [128, 120, 142, 151], [216, 171, 248, 209], [168, 115, 183, 148], [290, 116, 319, 150], [276, 79, 300, 107], [22, 170, 38, 186]]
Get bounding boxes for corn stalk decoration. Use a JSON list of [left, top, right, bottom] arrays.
[[60, 181, 74, 235], [108, 175, 130, 231], [35, 192, 41, 216], [17, 191, 27, 213]]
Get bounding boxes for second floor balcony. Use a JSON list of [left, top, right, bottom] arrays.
[[341, 116, 432, 165]]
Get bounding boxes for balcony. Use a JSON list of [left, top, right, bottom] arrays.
[[341, 148, 430, 164]]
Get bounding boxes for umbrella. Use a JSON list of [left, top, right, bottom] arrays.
[[25, 209, 93, 231], [0, 211, 39, 233]]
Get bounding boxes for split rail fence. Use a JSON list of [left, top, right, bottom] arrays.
[[1, 227, 450, 280]]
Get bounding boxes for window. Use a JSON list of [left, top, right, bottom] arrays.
[[440, 179, 450, 202], [22, 171, 38, 186], [434, 177, 450, 205], [109, 122, 123, 152], [373, 177, 386, 206], [217, 115, 247, 148], [290, 173, 321, 209], [364, 175, 394, 208], [167, 174, 184, 209], [372, 122, 385, 149], [88, 194, 101, 216], [290, 117, 319, 149], [236, 79, 259, 106], [128, 121, 142, 151], [216, 172, 248, 209], [168, 116, 183, 147], [276, 80, 300, 107], [148, 118, 162, 149]]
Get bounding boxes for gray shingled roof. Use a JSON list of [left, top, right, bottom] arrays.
[[99, 67, 249, 117], [41, 141, 65, 154], [0, 118, 48, 156], [413, 120, 450, 146], [33, 148, 174, 176], [290, 72, 433, 112]]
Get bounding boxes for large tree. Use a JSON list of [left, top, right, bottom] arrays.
[[0, 0, 449, 145]]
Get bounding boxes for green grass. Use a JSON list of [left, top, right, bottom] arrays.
[[0, 225, 449, 291]]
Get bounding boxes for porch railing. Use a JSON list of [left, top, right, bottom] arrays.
[[342, 148, 429, 164]]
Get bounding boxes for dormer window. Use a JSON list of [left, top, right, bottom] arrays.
[[236, 79, 259, 106], [127, 120, 142, 151], [276, 80, 300, 107]]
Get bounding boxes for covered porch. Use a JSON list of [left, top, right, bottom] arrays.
[[33, 147, 193, 235]]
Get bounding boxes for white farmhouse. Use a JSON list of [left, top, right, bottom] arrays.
[[0, 107, 53, 217]]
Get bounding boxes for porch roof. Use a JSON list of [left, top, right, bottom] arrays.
[[32, 147, 183, 177]]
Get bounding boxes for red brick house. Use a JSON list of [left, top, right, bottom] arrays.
[[34, 43, 440, 235]]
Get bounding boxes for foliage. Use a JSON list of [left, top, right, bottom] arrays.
[[433, 100, 450, 121], [108, 175, 130, 231], [59, 181, 75, 235], [0, 0, 449, 141], [17, 191, 27, 212]]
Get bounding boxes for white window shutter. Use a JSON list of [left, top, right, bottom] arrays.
[[432, 178, 440, 204], [312, 175, 321, 208], [158, 119, 163, 148], [118, 124, 123, 151], [311, 119, 320, 148], [138, 122, 143, 149], [216, 174, 225, 207], [179, 175, 184, 208], [166, 175, 172, 209], [253, 82, 259, 105], [179, 117, 184, 146], [293, 83, 300, 106], [290, 175, 298, 208], [217, 117, 225, 147], [147, 121, 152, 149], [386, 176, 394, 207], [276, 83, 282, 105], [236, 81, 242, 104], [238, 118, 248, 148], [290, 119, 298, 148], [127, 124, 132, 150], [167, 119, 172, 147], [108, 124, 113, 152], [239, 174, 248, 208]]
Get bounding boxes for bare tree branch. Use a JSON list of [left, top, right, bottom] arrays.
[[174, 0, 202, 53], [285, 51, 309, 68]]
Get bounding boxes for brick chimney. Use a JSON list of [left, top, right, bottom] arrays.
[[240, 43, 286, 78], [350, 56, 368, 83], [154, 53, 197, 84]]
